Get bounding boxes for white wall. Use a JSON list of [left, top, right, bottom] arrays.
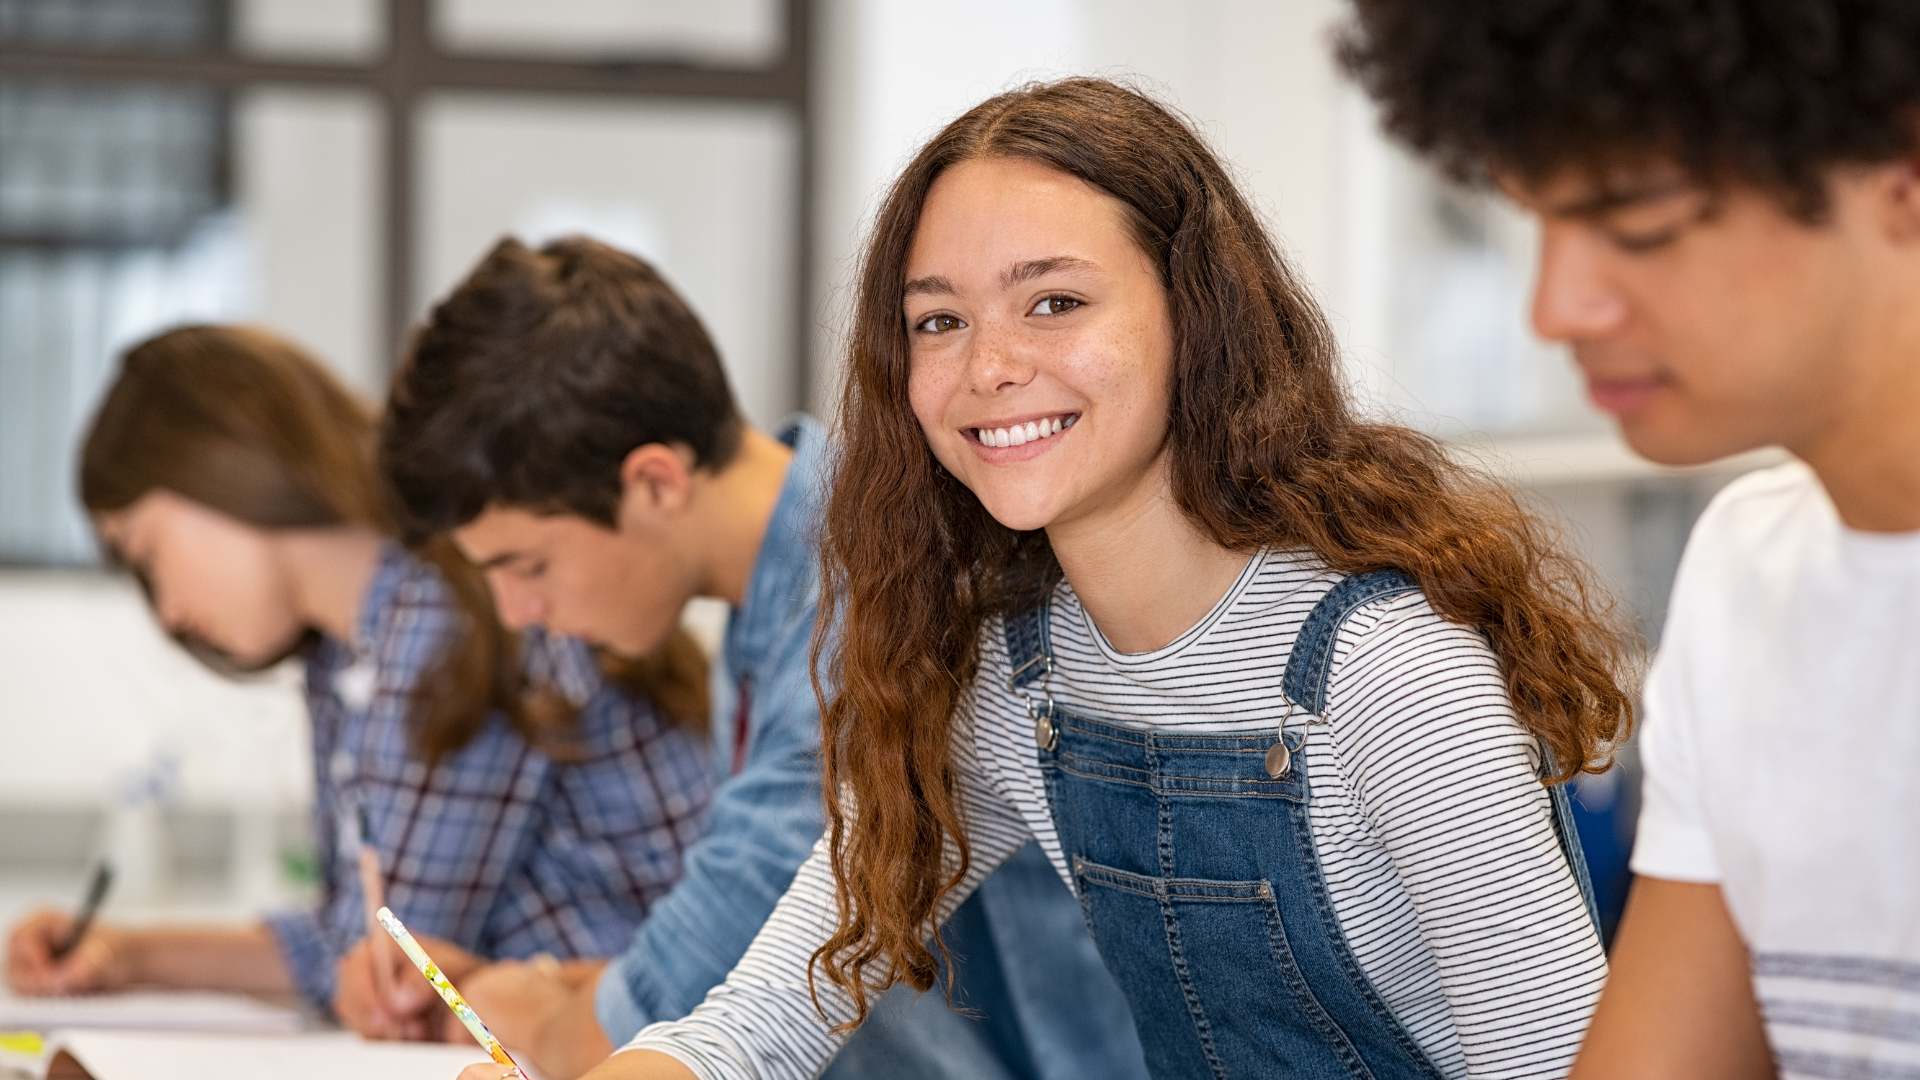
[[0, 573, 311, 812]]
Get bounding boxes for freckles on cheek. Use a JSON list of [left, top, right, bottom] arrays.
[[905, 376, 951, 448]]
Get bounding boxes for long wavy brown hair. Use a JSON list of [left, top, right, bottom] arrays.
[[811, 77, 1638, 1025], [79, 324, 708, 762]]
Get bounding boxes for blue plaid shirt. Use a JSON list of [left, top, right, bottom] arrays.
[[263, 543, 713, 1010]]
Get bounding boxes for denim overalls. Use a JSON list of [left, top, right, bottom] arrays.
[[1005, 570, 1600, 1079]]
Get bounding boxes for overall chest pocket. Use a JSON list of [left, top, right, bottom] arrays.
[[1071, 856, 1381, 1080]]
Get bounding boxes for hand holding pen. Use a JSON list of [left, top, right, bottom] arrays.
[[3, 865, 128, 996]]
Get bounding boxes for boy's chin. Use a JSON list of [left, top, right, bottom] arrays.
[[1616, 416, 1764, 469]]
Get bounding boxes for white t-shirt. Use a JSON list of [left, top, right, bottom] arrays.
[[1633, 462, 1920, 1077]]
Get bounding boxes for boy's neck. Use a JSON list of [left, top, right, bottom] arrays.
[[1796, 321, 1920, 533], [693, 426, 797, 608]]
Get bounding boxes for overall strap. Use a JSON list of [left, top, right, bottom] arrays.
[[1282, 568, 1604, 931], [1281, 569, 1420, 715], [1005, 600, 1054, 692]]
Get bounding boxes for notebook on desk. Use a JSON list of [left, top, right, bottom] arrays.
[[28, 1030, 523, 1080], [0, 988, 308, 1036]]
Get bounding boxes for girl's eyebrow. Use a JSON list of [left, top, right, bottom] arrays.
[[1001, 255, 1098, 287], [903, 274, 955, 299], [903, 256, 1101, 301]]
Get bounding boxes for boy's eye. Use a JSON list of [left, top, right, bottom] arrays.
[[1605, 228, 1682, 254], [1595, 194, 1709, 255], [1029, 296, 1081, 316], [914, 313, 965, 334]]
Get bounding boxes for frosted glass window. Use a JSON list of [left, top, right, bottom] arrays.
[[0, 86, 380, 565], [416, 93, 800, 427], [435, 0, 784, 65]]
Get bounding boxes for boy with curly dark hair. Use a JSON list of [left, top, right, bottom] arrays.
[[1339, 3, 1920, 1077]]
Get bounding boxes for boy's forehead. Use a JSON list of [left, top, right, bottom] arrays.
[[453, 505, 546, 558], [1497, 159, 1698, 216]]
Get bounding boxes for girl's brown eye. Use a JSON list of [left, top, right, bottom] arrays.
[[915, 313, 965, 334], [1029, 296, 1082, 317]]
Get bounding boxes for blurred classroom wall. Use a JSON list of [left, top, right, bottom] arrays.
[[0, 0, 1764, 916]]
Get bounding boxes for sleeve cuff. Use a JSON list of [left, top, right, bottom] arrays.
[[594, 953, 652, 1045], [1628, 810, 1720, 884], [261, 909, 339, 1010], [621, 1027, 742, 1080]]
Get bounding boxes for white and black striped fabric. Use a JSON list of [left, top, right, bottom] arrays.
[[625, 548, 1606, 1079]]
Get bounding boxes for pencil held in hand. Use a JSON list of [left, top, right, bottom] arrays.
[[352, 806, 399, 1001], [373, 906, 523, 1076]]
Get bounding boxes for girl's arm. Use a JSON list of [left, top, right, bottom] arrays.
[[457, 1049, 695, 1080], [6, 911, 292, 996], [1328, 595, 1609, 1077]]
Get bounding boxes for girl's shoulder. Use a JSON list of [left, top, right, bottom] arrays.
[[515, 627, 606, 708], [357, 545, 466, 652]]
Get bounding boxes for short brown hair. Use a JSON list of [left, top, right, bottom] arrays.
[[382, 235, 744, 539]]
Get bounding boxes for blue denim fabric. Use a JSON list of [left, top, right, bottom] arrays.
[[1008, 570, 1598, 1079], [599, 415, 1147, 1080]]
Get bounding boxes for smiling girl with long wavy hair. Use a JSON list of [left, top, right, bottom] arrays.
[[462, 77, 1636, 1080]]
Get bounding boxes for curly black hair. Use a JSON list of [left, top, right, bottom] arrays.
[[1336, 0, 1920, 219]]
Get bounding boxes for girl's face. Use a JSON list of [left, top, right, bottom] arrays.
[[904, 157, 1177, 534], [95, 490, 305, 667]]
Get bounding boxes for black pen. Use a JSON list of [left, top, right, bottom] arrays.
[[50, 864, 114, 961]]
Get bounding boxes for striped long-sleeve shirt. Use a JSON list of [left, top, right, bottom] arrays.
[[624, 548, 1606, 1079]]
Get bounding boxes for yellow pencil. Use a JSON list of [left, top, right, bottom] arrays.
[[374, 906, 523, 1077]]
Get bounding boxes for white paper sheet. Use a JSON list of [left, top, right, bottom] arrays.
[[0, 988, 307, 1036], [40, 1030, 522, 1080]]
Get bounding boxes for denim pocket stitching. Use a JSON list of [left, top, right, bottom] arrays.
[[1159, 879, 1231, 1080], [1154, 774, 1308, 800], [1254, 882, 1376, 1078], [1282, 784, 1444, 1075], [1077, 857, 1376, 1080], [1057, 758, 1154, 790]]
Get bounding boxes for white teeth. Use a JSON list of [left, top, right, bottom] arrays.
[[975, 415, 1077, 448]]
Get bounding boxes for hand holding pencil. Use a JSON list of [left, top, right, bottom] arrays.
[[375, 906, 527, 1079]]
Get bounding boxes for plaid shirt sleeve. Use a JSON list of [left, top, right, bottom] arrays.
[[262, 551, 711, 1011]]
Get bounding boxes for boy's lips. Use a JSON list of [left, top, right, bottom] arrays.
[[1585, 375, 1666, 415]]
